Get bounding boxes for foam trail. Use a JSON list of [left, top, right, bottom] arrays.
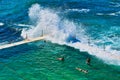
[[97, 11, 120, 16], [21, 4, 120, 65], [66, 8, 90, 13], [14, 23, 34, 27]]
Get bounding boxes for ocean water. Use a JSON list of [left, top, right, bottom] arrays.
[[0, 0, 120, 80]]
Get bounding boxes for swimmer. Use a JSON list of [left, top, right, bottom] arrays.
[[86, 58, 91, 65], [76, 67, 88, 74], [57, 56, 64, 61]]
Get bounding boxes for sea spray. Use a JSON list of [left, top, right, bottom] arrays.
[[21, 4, 120, 65], [21, 3, 82, 43]]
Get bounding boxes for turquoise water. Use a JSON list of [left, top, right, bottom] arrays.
[[0, 42, 120, 80], [0, 0, 120, 80], [0, 41, 120, 80]]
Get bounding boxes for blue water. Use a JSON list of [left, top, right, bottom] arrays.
[[0, 0, 120, 80]]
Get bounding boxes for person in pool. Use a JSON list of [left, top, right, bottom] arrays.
[[57, 56, 64, 61], [86, 58, 91, 65], [76, 67, 88, 74]]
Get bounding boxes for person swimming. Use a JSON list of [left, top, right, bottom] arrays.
[[76, 67, 88, 74], [86, 58, 91, 65], [57, 56, 64, 61]]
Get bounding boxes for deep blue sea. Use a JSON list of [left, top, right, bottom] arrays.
[[0, 0, 120, 80]]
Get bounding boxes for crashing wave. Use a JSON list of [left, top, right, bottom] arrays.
[[21, 3, 120, 65]]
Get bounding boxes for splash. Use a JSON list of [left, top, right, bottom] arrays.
[[21, 4, 120, 65], [21, 3, 82, 43]]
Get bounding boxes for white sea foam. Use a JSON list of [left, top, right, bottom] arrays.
[[67, 42, 120, 65], [67, 8, 90, 13], [107, 11, 120, 16], [14, 23, 34, 28], [0, 22, 4, 26], [97, 11, 120, 16], [21, 4, 83, 41], [21, 4, 120, 65], [108, 13, 116, 16]]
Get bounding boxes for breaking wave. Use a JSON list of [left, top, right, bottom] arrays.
[[21, 3, 120, 65]]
